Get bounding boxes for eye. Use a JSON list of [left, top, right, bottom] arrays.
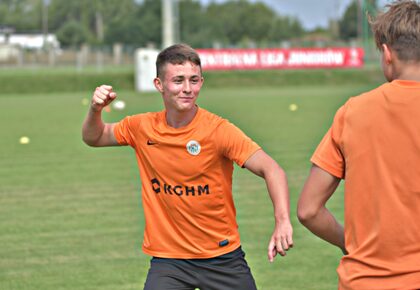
[[191, 78, 199, 84]]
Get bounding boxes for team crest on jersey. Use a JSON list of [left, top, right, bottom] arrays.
[[186, 140, 201, 156]]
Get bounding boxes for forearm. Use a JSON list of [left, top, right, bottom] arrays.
[[82, 85, 120, 147], [82, 108, 106, 146], [263, 161, 293, 260], [244, 150, 293, 260], [265, 167, 290, 222], [297, 165, 345, 253], [245, 151, 291, 223], [300, 206, 346, 253]]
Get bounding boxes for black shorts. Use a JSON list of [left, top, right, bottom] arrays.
[[143, 246, 258, 290]]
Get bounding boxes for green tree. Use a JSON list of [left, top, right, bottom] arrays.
[[268, 16, 304, 42], [339, 0, 377, 41], [103, 0, 161, 47], [205, 0, 303, 47], [56, 20, 90, 47], [1, 0, 306, 49], [206, 0, 255, 45], [339, 0, 358, 40], [179, 0, 215, 48], [49, 0, 142, 46], [242, 2, 277, 43], [102, 0, 141, 45], [0, 0, 41, 32], [48, 0, 95, 44], [135, 0, 162, 47]]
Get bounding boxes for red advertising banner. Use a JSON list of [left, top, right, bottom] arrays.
[[196, 48, 364, 70]]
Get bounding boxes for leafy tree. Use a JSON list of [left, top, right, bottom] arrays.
[[48, 0, 89, 32], [268, 16, 304, 42], [179, 0, 215, 48], [207, 0, 303, 44], [104, 15, 141, 46], [207, 0, 255, 45], [1, 0, 306, 49], [205, 0, 303, 47], [49, 0, 141, 46], [339, 0, 358, 40], [135, 0, 162, 47], [0, 0, 41, 32], [339, 0, 377, 40], [103, 0, 161, 47], [242, 2, 277, 43], [103, 1, 141, 45], [56, 20, 90, 47]]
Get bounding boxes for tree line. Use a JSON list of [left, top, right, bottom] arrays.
[[0, 0, 378, 49]]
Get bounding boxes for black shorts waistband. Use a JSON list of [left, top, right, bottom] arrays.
[[152, 245, 244, 263]]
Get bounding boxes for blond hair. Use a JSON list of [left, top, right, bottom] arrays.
[[370, 0, 420, 61]]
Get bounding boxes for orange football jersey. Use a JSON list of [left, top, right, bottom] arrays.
[[114, 107, 260, 259], [312, 80, 420, 290]]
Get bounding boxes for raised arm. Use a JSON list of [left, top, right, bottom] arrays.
[[244, 150, 293, 262], [297, 164, 346, 254], [82, 85, 120, 147]]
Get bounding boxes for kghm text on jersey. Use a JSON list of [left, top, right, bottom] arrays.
[[151, 178, 210, 196]]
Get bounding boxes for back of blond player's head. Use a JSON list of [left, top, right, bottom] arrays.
[[370, 0, 420, 61]]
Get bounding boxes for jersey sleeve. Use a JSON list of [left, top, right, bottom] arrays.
[[311, 105, 346, 179], [216, 120, 261, 167], [113, 115, 140, 147]]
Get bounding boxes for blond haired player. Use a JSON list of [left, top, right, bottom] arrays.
[[297, 1, 420, 289], [82, 43, 293, 290]]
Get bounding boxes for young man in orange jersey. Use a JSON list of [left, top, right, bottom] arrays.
[[297, 1, 420, 289], [82, 43, 293, 290]]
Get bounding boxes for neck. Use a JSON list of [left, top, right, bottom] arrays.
[[166, 106, 198, 128], [396, 67, 420, 82], [391, 60, 420, 82]]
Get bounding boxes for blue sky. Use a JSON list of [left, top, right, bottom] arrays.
[[199, 0, 391, 30]]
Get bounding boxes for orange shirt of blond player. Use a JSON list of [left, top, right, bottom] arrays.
[[312, 80, 420, 290], [114, 107, 260, 259]]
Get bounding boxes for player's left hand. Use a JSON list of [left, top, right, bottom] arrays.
[[268, 220, 293, 262]]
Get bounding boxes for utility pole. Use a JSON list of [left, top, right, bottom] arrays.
[[96, 11, 104, 43], [42, 0, 50, 49], [162, 0, 179, 49], [358, 0, 375, 61], [357, 0, 363, 43], [330, 0, 341, 39]]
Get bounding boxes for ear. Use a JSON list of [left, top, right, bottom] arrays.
[[382, 44, 392, 65], [154, 77, 164, 93]]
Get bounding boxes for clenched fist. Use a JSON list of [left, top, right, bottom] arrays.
[[91, 85, 117, 112]]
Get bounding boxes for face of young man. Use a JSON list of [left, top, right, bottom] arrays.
[[154, 61, 204, 113]]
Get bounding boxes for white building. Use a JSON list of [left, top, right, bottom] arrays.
[[0, 33, 60, 50]]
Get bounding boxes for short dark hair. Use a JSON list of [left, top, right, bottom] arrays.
[[156, 43, 202, 78], [370, 0, 420, 61]]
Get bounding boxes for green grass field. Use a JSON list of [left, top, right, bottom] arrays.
[[0, 73, 382, 289]]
